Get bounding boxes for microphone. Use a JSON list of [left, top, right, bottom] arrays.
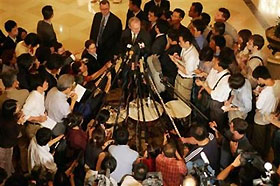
[[201, 152, 210, 165]]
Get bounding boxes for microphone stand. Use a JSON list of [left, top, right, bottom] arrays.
[[146, 68, 182, 138], [162, 79, 209, 121]]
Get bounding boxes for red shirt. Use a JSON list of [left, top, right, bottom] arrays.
[[156, 154, 187, 186]]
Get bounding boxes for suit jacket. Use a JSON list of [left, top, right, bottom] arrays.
[[125, 10, 147, 29], [90, 12, 122, 64], [82, 52, 102, 75], [120, 28, 151, 56], [144, 0, 170, 17], [2, 36, 17, 51], [39, 67, 57, 93], [159, 44, 181, 85], [151, 34, 167, 55], [37, 20, 57, 47]]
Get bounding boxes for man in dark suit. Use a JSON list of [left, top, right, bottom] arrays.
[[90, 0, 122, 65], [37, 5, 57, 48], [147, 6, 162, 43], [170, 8, 189, 36], [144, 0, 170, 18], [151, 19, 168, 55], [125, 0, 147, 29], [120, 17, 151, 58], [2, 20, 18, 54]]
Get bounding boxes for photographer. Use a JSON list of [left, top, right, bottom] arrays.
[[120, 163, 148, 186], [156, 142, 187, 186], [210, 118, 254, 168], [184, 125, 219, 172]]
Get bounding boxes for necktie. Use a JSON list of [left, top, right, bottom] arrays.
[[132, 33, 137, 44], [97, 16, 105, 46]]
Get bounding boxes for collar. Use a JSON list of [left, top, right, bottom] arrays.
[[156, 33, 164, 38], [46, 68, 58, 80], [8, 35, 17, 43], [154, 0, 161, 6], [134, 10, 141, 16]]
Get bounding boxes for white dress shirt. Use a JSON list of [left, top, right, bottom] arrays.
[[45, 87, 71, 123], [254, 86, 277, 125], [231, 79, 252, 114], [28, 137, 57, 173], [22, 90, 45, 120], [178, 45, 200, 78], [109, 145, 139, 183], [206, 69, 231, 102]]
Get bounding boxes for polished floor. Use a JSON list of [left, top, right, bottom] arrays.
[[0, 0, 279, 51]]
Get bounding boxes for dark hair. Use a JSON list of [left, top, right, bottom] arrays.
[[4, 174, 28, 186], [133, 163, 148, 181], [252, 66, 271, 80], [167, 29, 179, 42], [97, 109, 110, 124], [192, 2, 203, 16], [17, 27, 27, 42], [162, 10, 172, 20], [53, 170, 71, 186], [35, 46, 51, 64], [250, 34, 264, 50], [90, 125, 105, 147], [219, 8, 230, 21], [179, 29, 195, 44], [231, 118, 248, 134], [36, 128, 52, 146], [156, 19, 169, 34], [42, 5, 54, 20], [163, 143, 176, 158], [30, 74, 46, 91], [1, 99, 17, 120], [149, 6, 162, 18], [192, 19, 206, 33], [199, 46, 214, 61], [217, 47, 235, 70], [46, 53, 64, 70], [173, 8, 185, 19], [64, 112, 83, 128], [0, 167, 7, 185], [238, 29, 252, 51], [201, 12, 211, 26], [190, 124, 208, 141], [4, 20, 17, 33], [228, 73, 245, 89], [71, 61, 83, 75], [1, 69, 17, 88], [99, 0, 110, 6], [114, 127, 129, 145], [17, 53, 35, 70], [101, 156, 117, 173], [130, 0, 141, 9], [24, 33, 40, 47], [213, 22, 225, 35], [53, 42, 63, 53], [85, 39, 95, 49], [212, 35, 226, 49], [1, 49, 15, 66]]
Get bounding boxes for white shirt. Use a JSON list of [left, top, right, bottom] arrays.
[[254, 81, 279, 125], [178, 45, 199, 78], [109, 145, 139, 183], [206, 69, 231, 102], [22, 90, 45, 120], [28, 137, 57, 173], [45, 87, 71, 123], [231, 79, 252, 114]]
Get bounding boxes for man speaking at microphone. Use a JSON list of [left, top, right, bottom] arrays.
[[120, 17, 151, 58]]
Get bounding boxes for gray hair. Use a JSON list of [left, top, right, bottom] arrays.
[[1, 69, 18, 88], [128, 17, 140, 27], [57, 74, 74, 91]]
